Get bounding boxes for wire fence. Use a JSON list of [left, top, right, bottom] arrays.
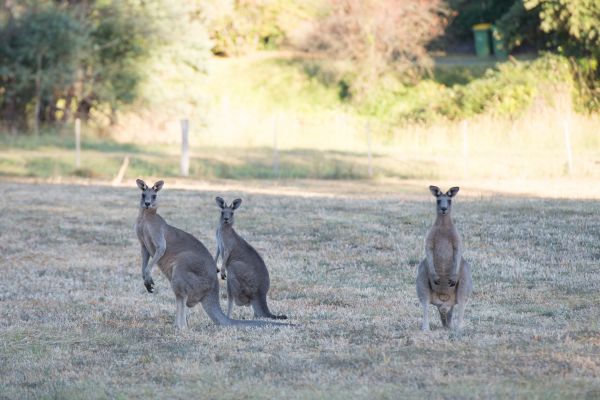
[[0, 102, 596, 181]]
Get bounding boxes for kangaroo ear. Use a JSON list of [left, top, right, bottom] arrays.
[[136, 179, 148, 191], [231, 198, 242, 210], [446, 187, 459, 197], [215, 197, 225, 209], [152, 180, 164, 192], [429, 185, 442, 197]]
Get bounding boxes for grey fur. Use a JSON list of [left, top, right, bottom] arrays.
[[416, 185, 473, 331], [134, 179, 289, 329], [215, 196, 288, 320]]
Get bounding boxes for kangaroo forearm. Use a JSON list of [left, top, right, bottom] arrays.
[[141, 247, 150, 277], [451, 255, 460, 276], [451, 244, 462, 276], [219, 262, 227, 279], [145, 247, 165, 277], [425, 248, 436, 276]]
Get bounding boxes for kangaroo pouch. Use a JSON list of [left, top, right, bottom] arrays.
[[431, 290, 456, 308]]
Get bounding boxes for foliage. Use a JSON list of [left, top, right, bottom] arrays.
[[203, 0, 312, 56], [445, 0, 517, 39], [524, 0, 600, 111], [0, 7, 86, 125], [0, 0, 207, 131], [359, 54, 574, 123], [494, 1, 543, 51], [299, 0, 448, 98], [526, 0, 600, 57], [85, 1, 155, 116], [571, 56, 600, 112], [111, 1, 212, 124]]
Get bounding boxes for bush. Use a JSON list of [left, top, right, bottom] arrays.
[[204, 0, 310, 56], [358, 54, 576, 123], [0, 1, 208, 131], [299, 0, 448, 99], [0, 8, 86, 127]]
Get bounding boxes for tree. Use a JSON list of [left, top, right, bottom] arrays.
[[300, 0, 448, 97], [0, 0, 168, 131], [83, 1, 155, 124], [444, 0, 517, 40], [525, 0, 600, 111], [525, 0, 600, 58], [203, 0, 310, 56], [0, 7, 85, 131]]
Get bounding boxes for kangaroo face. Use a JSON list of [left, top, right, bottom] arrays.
[[215, 197, 242, 225], [429, 186, 459, 216], [136, 179, 164, 210]]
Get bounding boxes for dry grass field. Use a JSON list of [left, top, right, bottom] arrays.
[[1, 179, 599, 399]]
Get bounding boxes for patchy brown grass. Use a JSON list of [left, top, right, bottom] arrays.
[[1, 179, 599, 399]]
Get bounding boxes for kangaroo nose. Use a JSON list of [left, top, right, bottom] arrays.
[[144, 202, 151, 207], [441, 207, 447, 211]]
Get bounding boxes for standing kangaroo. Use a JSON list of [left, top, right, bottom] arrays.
[[416, 186, 472, 331], [135, 179, 287, 329], [214, 197, 287, 320]]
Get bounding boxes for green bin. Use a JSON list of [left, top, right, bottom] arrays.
[[491, 25, 508, 59], [472, 23, 491, 57]]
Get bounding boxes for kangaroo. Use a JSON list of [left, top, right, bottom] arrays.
[[214, 197, 287, 320], [134, 179, 288, 329], [416, 186, 472, 331]]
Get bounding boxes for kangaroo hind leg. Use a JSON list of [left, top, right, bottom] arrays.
[[226, 278, 234, 318], [451, 260, 472, 331], [175, 295, 188, 330], [416, 259, 431, 331]]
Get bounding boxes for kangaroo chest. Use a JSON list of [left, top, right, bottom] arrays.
[[216, 226, 225, 260], [216, 226, 231, 265], [217, 226, 240, 267], [136, 217, 158, 256], [432, 237, 454, 272]]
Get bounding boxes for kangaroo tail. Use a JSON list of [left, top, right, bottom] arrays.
[[252, 295, 288, 320], [201, 290, 290, 327]]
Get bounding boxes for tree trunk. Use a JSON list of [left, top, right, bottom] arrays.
[[33, 53, 42, 136], [47, 97, 57, 123], [62, 92, 73, 123], [109, 104, 118, 125], [77, 97, 92, 120]]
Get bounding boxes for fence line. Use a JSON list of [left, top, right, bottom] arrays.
[[562, 117, 573, 174], [75, 118, 81, 169], [461, 120, 469, 178], [272, 113, 280, 177], [180, 119, 189, 177]]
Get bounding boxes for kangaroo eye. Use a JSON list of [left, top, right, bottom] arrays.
[[436, 199, 441, 204], [152, 195, 157, 200]]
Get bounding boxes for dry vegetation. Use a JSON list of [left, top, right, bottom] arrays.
[[1, 179, 599, 399]]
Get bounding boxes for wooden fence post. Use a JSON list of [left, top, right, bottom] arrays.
[[563, 117, 573, 174], [180, 119, 189, 177], [112, 155, 130, 186], [461, 120, 469, 178], [366, 120, 373, 178], [75, 118, 81, 169], [272, 113, 280, 177]]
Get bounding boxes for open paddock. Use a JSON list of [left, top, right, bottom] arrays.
[[0, 179, 599, 399]]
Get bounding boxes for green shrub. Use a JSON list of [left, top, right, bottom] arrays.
[[358, 54, 575, 123]]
